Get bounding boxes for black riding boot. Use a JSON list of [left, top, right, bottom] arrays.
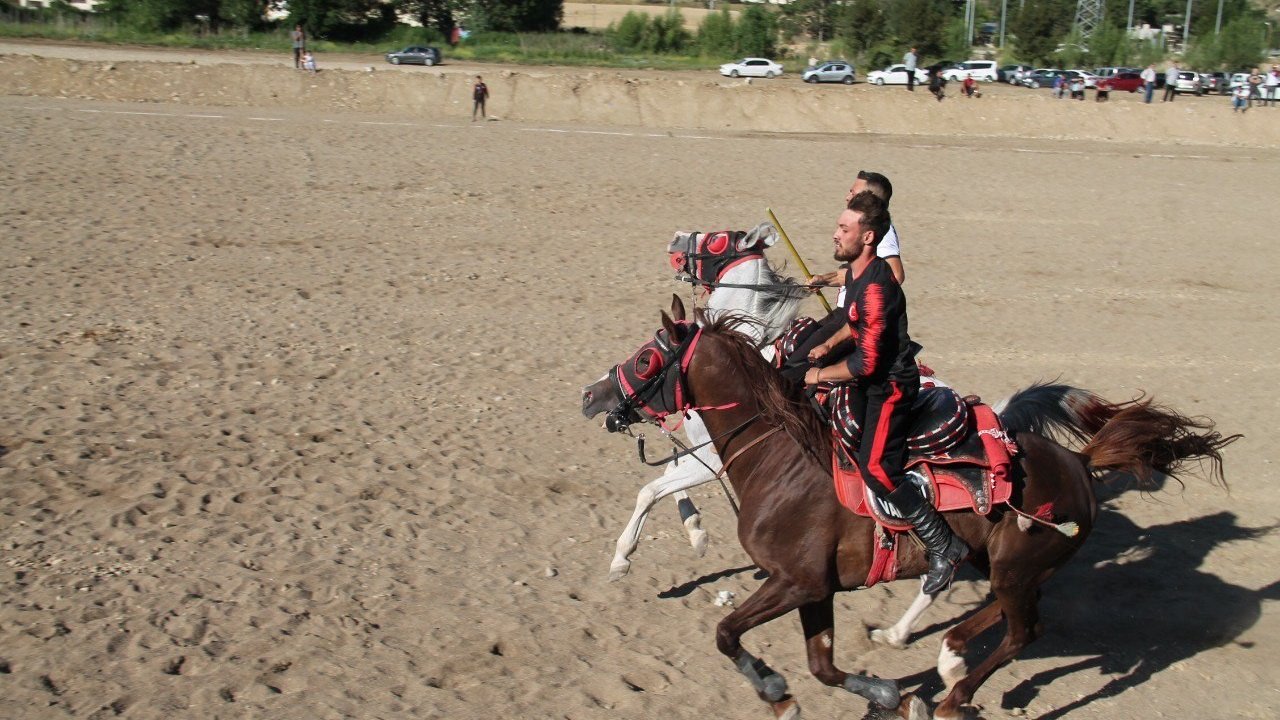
[[888, 483, 968, 595]]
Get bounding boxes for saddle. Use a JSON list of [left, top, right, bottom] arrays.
[[832, 396, 1017, 528], [832, 398, 1017, 588]]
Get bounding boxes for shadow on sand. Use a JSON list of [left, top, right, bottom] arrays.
[[885, 503, 1276, 718]]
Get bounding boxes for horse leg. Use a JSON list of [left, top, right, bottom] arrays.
[[934, 582, 1040, 720], [934, 599, 1004, 691], [870, 583, 936, 649], [609, 458, 715, 581], [672, 412, 719, 555], [799, 597, 902, 709], [716, 576, 818, 715], [673, 490, 708, 556]]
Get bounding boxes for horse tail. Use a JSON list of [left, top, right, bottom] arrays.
[[996, 381, 1116, 445], [1080, 399, 1241, 488], [998, 381, 1241, 487]]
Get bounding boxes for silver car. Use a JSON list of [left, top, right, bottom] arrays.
[[803, 60, 856, 85], [385, 46, 442, 67]]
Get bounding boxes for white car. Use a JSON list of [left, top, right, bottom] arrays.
[[1069, 69, 1100, 88], [719, 58, 784, 79], [941, 60, 999, 82], [867, 64, 928, 86]]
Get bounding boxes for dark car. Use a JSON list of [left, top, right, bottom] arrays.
[[386, 46, 442, 66], [1021, 68, 1067, 89], [1104, 71, 1145, 92]]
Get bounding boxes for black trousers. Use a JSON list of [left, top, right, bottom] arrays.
[[838, 380, 918, 498], [907, 71, 916, 91], [1163, 84, 1176, 101]]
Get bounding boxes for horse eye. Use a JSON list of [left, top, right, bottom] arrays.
[[634, 348, 664, 380]]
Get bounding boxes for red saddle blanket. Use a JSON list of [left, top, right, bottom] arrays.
[[832, 403, 1017, 529]]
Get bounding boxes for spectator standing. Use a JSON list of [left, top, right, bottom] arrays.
[[1141, 64, 1157, 103], [1247, 68, 1264, 108], [1053, 74, 1066, 99], [472, 75, 489, 122], [1232, 83, 1251, 113], [1163, 63, 1178, 102], [1266, 66, 1280, 107], [904, 47, 918, 92], [291, 24, 305, 70]]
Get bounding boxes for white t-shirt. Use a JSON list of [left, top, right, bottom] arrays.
[[837, 224, 900, 307], [1140, 67, 1156, 83]]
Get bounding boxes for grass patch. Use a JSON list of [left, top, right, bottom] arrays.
[[0, 19, 732, 71]]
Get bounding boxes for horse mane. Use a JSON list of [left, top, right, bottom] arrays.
[[749, 263, 810, 340], [697, 312, 830, 460]]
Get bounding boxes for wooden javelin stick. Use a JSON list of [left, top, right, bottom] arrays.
[[767, 207, 832, 313]]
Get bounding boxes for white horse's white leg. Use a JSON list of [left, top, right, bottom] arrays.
[[609, 429, 721, 581], [671, 490, 708, 556], [869, 583, 936, 649]]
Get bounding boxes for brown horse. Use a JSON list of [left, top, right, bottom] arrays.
[[580, 297, 1239, 720]]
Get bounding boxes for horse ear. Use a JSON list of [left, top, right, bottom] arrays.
[[670, 294, 686, 322], [660, 310, 678, 339], [740, 221, 778, 250]]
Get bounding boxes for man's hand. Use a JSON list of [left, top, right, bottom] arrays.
[[808, 345, 830, 364], [810, 270, 840, 288]]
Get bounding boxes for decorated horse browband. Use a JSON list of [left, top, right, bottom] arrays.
[[669, 229, 769, 289]]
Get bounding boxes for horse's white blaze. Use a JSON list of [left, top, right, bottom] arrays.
[[937, 641, 967, 690]]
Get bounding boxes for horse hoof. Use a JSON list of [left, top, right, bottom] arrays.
[[870, 627, 908, 649], [608, 561, 630, 582], [689, 528, 709, 557], [902, 694, 929, 720], [771, 696, 800, 720], [843, 674, 900, 709]]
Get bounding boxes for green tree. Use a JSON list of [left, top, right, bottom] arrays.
[[735, 4, 778, 57], [468, 0, 562, 33], [779, 0, 839, 42], [697, 7, 736, 57], [885, 0, 951, 57], [610, 10, 649, 51], [834, 0, 887, 56], [394, 0, 461, 38], [1009, 0, 1073, 65]]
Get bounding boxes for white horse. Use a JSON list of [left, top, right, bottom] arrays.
[[606, 222, 939, 649], [607, 224, 804, 580]]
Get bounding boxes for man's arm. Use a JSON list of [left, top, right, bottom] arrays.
[[885, 256, 905, 284]]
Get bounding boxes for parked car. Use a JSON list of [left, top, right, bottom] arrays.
[[942, 60, 999, 82], [1105, 71, 1145, 92], [803, 60, 856, 84], [999, 64, 1033, 84], [719, 58, 784, 78], [1201, 72, 1230, 94], [1021, 68, 1067, 89], [1173, 70, 1203, 95], [1067, 70, 1100, 88], [867, 64, 928, 86], [385, 46, 442, 66]]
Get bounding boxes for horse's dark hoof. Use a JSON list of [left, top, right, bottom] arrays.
[[843, 674, 900, 709]]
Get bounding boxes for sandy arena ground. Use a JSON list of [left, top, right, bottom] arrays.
[[1, 41, 1279, 720]]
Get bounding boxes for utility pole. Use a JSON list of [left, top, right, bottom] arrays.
[[1127, 0, 1135, 35], [1214, 0, 1223, 36], [1000, 0, 1007, 48], [1183, 0, 1193, 50]]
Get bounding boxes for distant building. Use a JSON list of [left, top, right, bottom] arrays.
[[15, 0, 105, 10]]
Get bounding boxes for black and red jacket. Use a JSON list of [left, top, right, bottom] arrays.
[[842, 256, 921, 385]]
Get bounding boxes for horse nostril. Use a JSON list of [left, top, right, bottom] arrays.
[[582, 391, 592, 406]]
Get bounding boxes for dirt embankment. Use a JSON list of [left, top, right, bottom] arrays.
[[1, 43, 1278, 147]]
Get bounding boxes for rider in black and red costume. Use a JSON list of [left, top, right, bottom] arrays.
[[804, 190, 967, 594]]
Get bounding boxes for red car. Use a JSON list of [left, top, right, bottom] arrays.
[[1104, 71, 1145, 92]]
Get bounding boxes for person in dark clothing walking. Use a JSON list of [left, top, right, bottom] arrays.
[[928, 68, 946, 101], [1163, 63, 1178, 102], [804, 191, 968, 595], [290, 24, 305, 69], [472, 76, 489, 121]]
